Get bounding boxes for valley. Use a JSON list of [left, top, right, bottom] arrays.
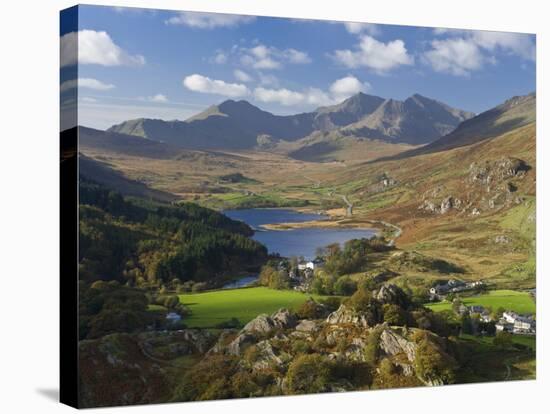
[[76, 91, 536, 406]]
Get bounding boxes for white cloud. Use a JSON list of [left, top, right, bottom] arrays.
[[60, 30, 145, 67], [329, 76, 371, 100], [253, 87, 306, 106], [234, 69, 253, 83], [284, 49, 312, 64], [332, 35, 413, 73], [432, 29, 535, 62], [252, 75, 370, 107], [423, 37, 485, 76], [149, 94, 169, 103], [342, 22, 380, 36], [471, 31, 535, 61], [60, 77, 115, 93], [183, 74, 250, 97], [239, 44, 311, 70], [258, 72, 279, 86], [212, 51, 227, 64], [165, 12, 255, 29]]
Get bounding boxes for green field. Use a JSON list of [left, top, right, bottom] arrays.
[[426, 290, 536, 314], [178, 287, 326, 328]]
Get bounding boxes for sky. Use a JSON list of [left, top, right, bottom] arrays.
[[60, 5, 536, 130]]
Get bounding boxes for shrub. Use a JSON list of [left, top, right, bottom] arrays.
[[382, 303, 407, 326], [286, 354, 332, 394], [334, 276, 358, 296], [414, 337, 457, 384], [493, 331, 513, 349]]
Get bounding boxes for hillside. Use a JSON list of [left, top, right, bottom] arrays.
[[79, 154, 176, 202], [381, 93, 535, 159], [107, 93, 473, 150]]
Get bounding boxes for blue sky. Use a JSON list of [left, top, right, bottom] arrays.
[[60, 5, 536, 130]]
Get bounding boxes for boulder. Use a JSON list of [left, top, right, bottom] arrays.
[[379, 329, 417, 362], [242, 315, 275, 334], [375, 284, 409, 307], [252, 340, 284, 370], [242, 309, 296, 334], [326, 305, 370, 328], [295, 319, 319, 333], [227, 333, 256, 356], [271, 308, 297, 329]]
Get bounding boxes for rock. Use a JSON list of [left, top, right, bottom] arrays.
[[440, 196, 455, 214], [471, 208, 481, 216], [242, 308, 296, 334], [227, 333, 256, 356], [271, 308, 297, 330], [326, 305, 370, 328], [295, 320, 319, 333], [379, 329, 417, 362], [375, 284, 409, 307], [494, 235, 511, 244], [251, 340, 284, 370], [242, 315, 275, 334]]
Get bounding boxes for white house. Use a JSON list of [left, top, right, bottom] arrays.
[[298, 258, 325, 271], [166, 312, 181, 323]]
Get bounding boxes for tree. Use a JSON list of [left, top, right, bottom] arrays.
[[334, 276, 357, 296], [414, 337, 457, 384], [364, 326, 383, 365], [383, 304, 407, 326], [493, 331, 513, 349], [461, 314, 473, 335]]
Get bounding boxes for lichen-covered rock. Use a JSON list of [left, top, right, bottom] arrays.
[[295, 319, 319, 333], [326, 305, 370, 328], [242, 308, 296, 334], [227, 333, 256, 356], [251, 340, 284, 370], [379, 329, 417, 362], [242, 314, 275, 334], [375, 284, 409, 307], [271, 308, 297, 329]]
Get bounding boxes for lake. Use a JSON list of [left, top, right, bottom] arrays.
[[224, 208, 376, 260]]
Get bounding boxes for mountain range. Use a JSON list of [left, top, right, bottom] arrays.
[[108, 93, 475, 150]]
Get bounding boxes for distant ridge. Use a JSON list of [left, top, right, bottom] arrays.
[[107, 92, 474, 150]]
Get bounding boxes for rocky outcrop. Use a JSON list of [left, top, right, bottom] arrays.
[[469, 157, 529, 184], [251, 340, 285, 370], [326, 305, 371, 328], [295, 319, 319, 333], [242, 315, 276, 334], [379, 328, 417, 362], [242, 308, 297, 334], [227, 333, 256, 356], [375, 284, 409, 307], [494, 235, 511, 244]]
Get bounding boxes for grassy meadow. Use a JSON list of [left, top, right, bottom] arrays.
[[178, 287, 327, 328], [426, 289, 536, 314]]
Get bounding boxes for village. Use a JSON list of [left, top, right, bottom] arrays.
[[269, 261, 536, 337]]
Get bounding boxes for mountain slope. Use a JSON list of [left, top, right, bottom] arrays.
[[107, 93, 473, 150], [340, 94, 474, 145], [79, 126, 179, 159], [382, 93, 535, 159], [79, 154, 176, 202]]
